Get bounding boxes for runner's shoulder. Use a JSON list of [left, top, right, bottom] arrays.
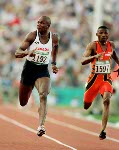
[[87, 41, 96, 50], [52, 33, 60, 43], [26, 30, 37, 42], [109, 41, 115, 48]]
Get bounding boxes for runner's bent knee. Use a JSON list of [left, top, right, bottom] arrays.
[[103, 94, 111, 105], [84, 102, 92, 110], [103, 98, 110, 105], [19, 100, 28, 106], [19, 96, 28, 106], [40, 92, 49, 100]]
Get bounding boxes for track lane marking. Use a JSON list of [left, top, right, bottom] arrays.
[[24, 110, 119, 143], [0, 114, 77, 150], [1, 106, 119, 143]]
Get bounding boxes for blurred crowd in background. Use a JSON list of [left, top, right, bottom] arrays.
[[0, 0, 119, 114]]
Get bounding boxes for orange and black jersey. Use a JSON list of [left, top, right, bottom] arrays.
[[91, 41, 113, 74], [85, 41, 113, 93]]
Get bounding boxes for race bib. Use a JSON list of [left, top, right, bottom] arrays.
[[95, 61, 110, 74], [31, 51, 49, 64]]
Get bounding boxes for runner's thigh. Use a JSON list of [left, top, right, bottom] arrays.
[[35, 77, 50, 94]]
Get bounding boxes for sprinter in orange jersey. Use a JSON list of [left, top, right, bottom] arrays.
[[81, 26, 119, 140]]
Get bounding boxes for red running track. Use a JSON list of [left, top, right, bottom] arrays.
[[0, 105, 119, 150]]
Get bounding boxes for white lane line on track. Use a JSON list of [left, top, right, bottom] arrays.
[[24, 110, 119, 143], [0, 114, 77, 150], [64, 111, 119, 129]]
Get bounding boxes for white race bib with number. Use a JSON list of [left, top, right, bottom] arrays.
[[30, 51, 50, 64], [95, 61, 110, 74]]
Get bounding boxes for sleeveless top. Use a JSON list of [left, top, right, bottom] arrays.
[[91, 41, 113, 74], [27, 29, 52, 65]]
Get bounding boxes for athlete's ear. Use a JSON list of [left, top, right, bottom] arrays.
[[96, 33, 98, 36], [47, 24, 50, 28]]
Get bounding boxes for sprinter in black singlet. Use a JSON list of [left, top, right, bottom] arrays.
[[15, 16, 59, 137]]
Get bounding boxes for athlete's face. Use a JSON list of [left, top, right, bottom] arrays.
[[37, 17, 50, 32], [96, 28, 109, 43]]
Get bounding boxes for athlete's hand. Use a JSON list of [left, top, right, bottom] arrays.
[[28, 48, 37, 57], [52, 65, 59, 74], [15, 49, 29, 58], [113, 68, 119, 77], [95, 52, 104, 59]]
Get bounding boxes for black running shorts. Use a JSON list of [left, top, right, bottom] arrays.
[[20, 60, 50, 86]]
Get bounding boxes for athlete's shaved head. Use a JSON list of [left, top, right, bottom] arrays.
[[37, 16, 51, 32], [40, 16, 51, 25]]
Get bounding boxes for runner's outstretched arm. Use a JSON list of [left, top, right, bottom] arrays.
[[81, 42, 104, 65], [51, 33, 59, 74], [111, 42, 119, 76], [15, 32, 35, 58]]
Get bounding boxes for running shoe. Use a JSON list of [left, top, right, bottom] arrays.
[[99, 130, 106, 140], [37, 126, 46, 137]]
